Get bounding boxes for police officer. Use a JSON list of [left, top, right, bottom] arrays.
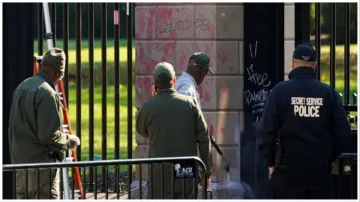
[[175, 52, 214, 108], [8, 48, 81, 199], [256, 42, 351, 199], [136, 62, 213, 199]]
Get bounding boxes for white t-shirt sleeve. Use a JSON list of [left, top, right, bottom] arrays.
[[176, 82, 195, 98]]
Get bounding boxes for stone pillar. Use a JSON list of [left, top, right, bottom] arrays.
[[134, 3, 244, 199]]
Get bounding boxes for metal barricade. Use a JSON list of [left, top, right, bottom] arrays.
[[3, 156, 211, 200], [334, 153, 358, 199]]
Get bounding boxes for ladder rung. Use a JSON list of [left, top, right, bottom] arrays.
[[62, 124, 69, 129]]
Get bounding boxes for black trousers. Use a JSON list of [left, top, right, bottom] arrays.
[[270, 166, 334, 199]]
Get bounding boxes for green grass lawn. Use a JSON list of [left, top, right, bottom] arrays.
[[67, 84, 136, 162], [34, 39, 358, 161]]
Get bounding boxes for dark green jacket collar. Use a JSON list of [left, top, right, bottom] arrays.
[[37, 71, 56, 89]]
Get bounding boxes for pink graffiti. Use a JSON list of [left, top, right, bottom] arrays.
[[136, 77, 153, 107], [220, 127, 225, 134], [157, 6, 194, 39], [136, 42, 176, 74], [195, 7, 216, 38], [176, 43, 193, 73], [135, 7, 156, 39]]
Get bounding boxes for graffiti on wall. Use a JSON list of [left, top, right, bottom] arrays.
[[243, 41, 271, 126]]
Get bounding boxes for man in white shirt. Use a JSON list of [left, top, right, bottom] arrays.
[[175, 52, 214, 108], [175, 52, 214, 190]]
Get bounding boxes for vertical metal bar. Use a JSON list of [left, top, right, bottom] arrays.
[[172, 173, 175, 199], [315, 3, 321, 80], [88, 2, 95, 192], [193, 165, 196, 199], [82, 167, 86, 199], [183, 177, 185, 199], [162, 164, 164, 199], [127, 3, 133, 198], [344, 3, 350, 105], [60, 167, 63, 199], [105, 166, 109, 199], [94, 166, 98, 199], [72, 168, 75, 199], [75, 3, 82, 162], [204, 167, 207, 199], [116, 165, 120, 199], [38, 3, 43, 56], [349, 162, 353, 198], [101, 2, 108, 192], [338, 159, 343, 198], [50, 3, 56, 47], [114, 3, 120, 160], [13, 171, 16, 199], [49, 169, 52, 199], [352, 161, 357, 198], [63, 3, 69, 105], [37, 170, 40, 199], [150, 164, 153, 199], [329, 3, 336, 88], [139, 164, 142, 199], [25, 170, 28, 199]]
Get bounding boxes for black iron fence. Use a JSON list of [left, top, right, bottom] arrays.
[[34, 3, 135, 192], [312, 2, 358, 200], [3, 156, 210, 199], [295, 2, 358, 199]]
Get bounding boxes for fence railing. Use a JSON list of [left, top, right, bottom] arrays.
[[3, 156, 210, 200]]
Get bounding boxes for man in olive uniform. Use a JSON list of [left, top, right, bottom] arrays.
[[136, 62, 213, 199], [8, 48, 81, 199]]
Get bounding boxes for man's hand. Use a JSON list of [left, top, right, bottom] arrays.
[[268, 166, 275, 179], [200, 177, 211, 189], [68, 134, 80, 149]]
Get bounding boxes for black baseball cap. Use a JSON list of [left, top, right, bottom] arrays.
[[292, 42, 316, 62]]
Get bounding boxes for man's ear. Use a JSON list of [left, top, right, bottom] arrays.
[[173, 77, 177, 86], [292, 59, 294, 69]]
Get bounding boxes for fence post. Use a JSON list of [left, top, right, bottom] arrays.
[[127, 2, 134, 199], [242, 3, 284, 199], [295, 3, 310, 45], [101, 2, 108, 192], [3, 3, 35, 199]]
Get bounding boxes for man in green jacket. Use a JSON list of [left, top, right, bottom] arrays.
[[136, 62, 213, 199], [8, 48, 80, 199]]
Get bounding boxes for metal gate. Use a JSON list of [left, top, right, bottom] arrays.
[[34, 2, 135, 195], [30, 2, 358, 199], [295, 2, 358, 199]]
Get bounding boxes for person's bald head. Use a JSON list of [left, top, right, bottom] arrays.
[[153, 62, 176, 90], [292, 42, 317, 69]]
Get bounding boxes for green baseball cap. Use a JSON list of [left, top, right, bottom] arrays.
[[190, 52, 214, 74], [153, 62, 176, 82], [40, 47, 66, 72]]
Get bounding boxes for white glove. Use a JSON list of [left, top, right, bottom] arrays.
[[68, 134, 80, 149]]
